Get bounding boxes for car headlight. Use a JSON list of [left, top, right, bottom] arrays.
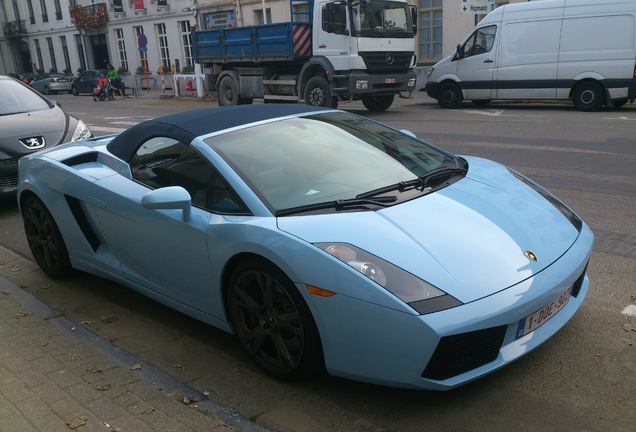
[[315, 243, 462, 315], [71, 119, 92, 142], [427, 67, 435, 77]]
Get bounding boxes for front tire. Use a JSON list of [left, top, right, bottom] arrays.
[[572, 81, 604, 112], [218, 75, 240, 106], [437, 82, 463, 109], [228, 259, 323, 380], [304, 76, 337, 108], [72, 85, 79, 96], [22, 197, 72, 279], [361, 94, 394, 112]]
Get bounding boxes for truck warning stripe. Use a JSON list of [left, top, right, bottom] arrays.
[[293, 25, 311, 57]]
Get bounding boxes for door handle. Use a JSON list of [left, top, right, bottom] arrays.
[[319, 44, 327, 48], [484, 59, 494, 63]]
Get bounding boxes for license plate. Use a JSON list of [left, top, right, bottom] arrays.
[[384, 77, 396, 84], [516, 287, 571, 339]]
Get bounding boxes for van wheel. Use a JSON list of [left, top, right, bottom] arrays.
[[572, 82, 604, 112], [218, 75, 240, 106], [438, 83, 463, 109], [472, 99, 491, 107]]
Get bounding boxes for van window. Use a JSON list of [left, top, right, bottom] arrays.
[[462, 25, 496, 57]]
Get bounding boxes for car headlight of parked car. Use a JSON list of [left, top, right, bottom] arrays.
[[71, 119, 93, 142], [315, 242, 462, 314]]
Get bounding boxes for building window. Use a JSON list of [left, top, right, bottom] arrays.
[[419, 0, 443, 61], [255, 8, 272, 25], [46, 37, 57, 72], [54, 0, 63, 20], [75, 34, 87, 72], [40, 0, 49, 23], [27, 0, 35, 24], [34, 39, 43, 72], [60, 36, 71, 74], [115, 28, 129, 71], [179, 21, 193, 67], [157, 23, 171, 70]]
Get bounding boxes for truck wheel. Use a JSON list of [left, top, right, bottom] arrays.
[[361, 95, 394, 112], [304, 76, 337, 108], [572, 81, 604, 112], [218, 75, 240, 106], [438, 82, 463, 109]]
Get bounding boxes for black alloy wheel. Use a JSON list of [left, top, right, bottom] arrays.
[[228, 259, 323, 380], [22, 197, 72, 279]]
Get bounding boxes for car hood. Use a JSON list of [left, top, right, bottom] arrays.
[[277, 158, 581, 303], [0, 107, 70, 158]]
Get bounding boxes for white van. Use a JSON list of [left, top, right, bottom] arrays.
[[425, 0, 636, 111]]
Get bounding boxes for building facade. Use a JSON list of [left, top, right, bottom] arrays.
[[0, 0, 529, 77]]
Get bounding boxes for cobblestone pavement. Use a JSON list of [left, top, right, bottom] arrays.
[[0, 255, 267, 432]]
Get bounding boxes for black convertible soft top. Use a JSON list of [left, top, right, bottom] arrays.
[[106, 104, 330, 162]]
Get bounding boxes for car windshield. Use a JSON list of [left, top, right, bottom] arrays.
[[205, 112, 459, 213], [0, 79, 51, 115]]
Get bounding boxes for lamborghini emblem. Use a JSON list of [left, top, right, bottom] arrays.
[[524, 250, 538, 262]]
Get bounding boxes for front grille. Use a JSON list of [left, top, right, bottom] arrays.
[[0, 157, 20, 166], [359, 51, 412, 74], [422, 325, 507, 381], [0, 174, 18, 188]]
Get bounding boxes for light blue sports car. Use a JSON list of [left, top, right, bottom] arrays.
[[17, 105, 593, 390]]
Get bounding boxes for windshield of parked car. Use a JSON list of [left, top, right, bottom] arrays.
[[205, 112, 460, 213], [0, 78, 52, 115]]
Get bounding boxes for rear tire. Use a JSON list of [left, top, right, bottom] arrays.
[[361, 94, 394, 112], [572, 81, 604, 112], [22, 197, 72, 279], [218, 75, 240, 106], [437, 82, 463, 109], [228, 259, 324, 380]]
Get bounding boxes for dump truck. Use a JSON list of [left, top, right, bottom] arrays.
[[193, 0, 417, 111]]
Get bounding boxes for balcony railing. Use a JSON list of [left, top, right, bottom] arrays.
[[2, 20, 27, 38], [69, 3, 108, 32]]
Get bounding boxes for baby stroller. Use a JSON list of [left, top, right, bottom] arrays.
[[93, 77, 113, 101]]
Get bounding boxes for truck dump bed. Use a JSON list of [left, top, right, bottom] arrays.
[[193, 22, 312, 64]]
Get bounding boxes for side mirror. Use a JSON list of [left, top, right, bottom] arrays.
[[456, 43, 465, 59], [410, 6, 418, 36], [141, 186, 192, 221]]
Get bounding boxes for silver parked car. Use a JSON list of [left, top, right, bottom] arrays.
[[30, 73, 73, 95], [0, 75, 92, 195]]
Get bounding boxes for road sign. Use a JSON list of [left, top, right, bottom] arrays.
[[461, 0, 495, 15], [137, 33, 148, 48]]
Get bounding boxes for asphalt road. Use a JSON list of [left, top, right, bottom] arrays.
[[1, 93, 634, 431]]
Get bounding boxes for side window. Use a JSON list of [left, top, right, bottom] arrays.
[[130, 137, 212, 208], [209, 171, 250, 215], [462, 25, 496, 57], [322, 3, 348, 34]]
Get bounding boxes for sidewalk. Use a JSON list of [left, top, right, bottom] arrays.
[[0, 267, 267, 432]]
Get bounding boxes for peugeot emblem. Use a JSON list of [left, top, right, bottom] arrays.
[[385, 53, 394, 65], [19, 136, 46, 149], [524, 250, 538, 262]]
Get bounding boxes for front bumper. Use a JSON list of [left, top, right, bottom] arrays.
[[313, 223, 593, 390], [342, 70, 417, 96]]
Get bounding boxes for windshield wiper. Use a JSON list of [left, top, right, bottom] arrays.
[[357, 165, 467, 200], [276, 195, 397, 217]]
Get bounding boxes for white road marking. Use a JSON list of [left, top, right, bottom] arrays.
[[87, 125, 127, 133]]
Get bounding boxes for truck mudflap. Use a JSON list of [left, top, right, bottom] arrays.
[[344, 70, 417, 97]]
